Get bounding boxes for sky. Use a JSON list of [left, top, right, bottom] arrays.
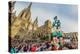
[[14, 1, 78, 33]]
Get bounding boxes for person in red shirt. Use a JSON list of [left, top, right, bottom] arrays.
[[31, 44, 36, 52]]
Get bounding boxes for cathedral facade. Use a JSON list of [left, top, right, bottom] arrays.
[[9, 2, 52, 42], [9, 2, 78, 43]]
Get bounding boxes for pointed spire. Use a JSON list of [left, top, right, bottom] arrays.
[[32, 16, 38, 30], [34, 16, 38, 25], [28, 2, 32, 9], [18, 2, 32, 18]]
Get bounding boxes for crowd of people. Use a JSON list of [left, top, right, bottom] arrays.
[[9, 35, 78, 53]]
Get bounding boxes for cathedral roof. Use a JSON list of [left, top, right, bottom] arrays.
[[18, 2, 32, 18]]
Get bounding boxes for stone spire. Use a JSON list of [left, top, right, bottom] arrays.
[[27, 2, 32, 10], [33, 16, 38, 30], [33, 17, 38, 26], [11, 2, 32, 38], [18, 2, 32, 19]]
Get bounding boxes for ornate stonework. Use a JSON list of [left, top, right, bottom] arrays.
[[9, 2, 78, 42]]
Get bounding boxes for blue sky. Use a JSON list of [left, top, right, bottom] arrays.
[[14, 1, 78, 33]]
